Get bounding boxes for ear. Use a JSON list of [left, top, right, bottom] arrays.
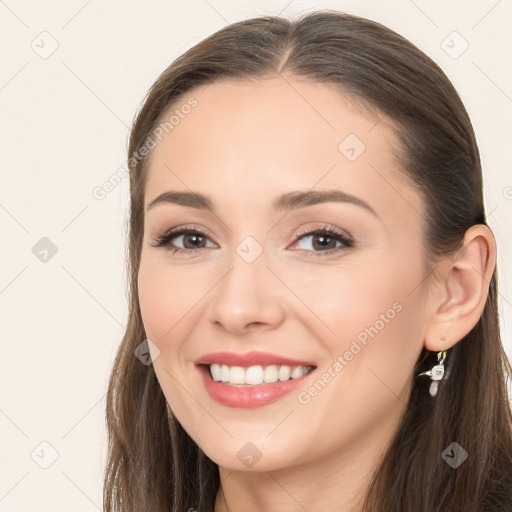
[[424, 224, 496, 352]]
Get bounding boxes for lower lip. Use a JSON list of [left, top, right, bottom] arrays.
[[197, 365, 315, 408]]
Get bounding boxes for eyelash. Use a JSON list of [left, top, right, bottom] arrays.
[[150, 224, 354, 257]]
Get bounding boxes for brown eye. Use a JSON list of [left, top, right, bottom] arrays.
[[311, 233, 338, 250], [151, 227, 216, 254], [181, 232, 207, 249], [294, 227, 354, 256]]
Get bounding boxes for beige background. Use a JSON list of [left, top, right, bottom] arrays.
[[1, 0, 511, 510]]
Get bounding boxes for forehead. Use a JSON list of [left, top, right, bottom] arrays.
[[144, 77, 422, 226], [151, 77, 393, 156]]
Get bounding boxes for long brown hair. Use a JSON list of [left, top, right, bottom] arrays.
[[103, 11, 512, 511]]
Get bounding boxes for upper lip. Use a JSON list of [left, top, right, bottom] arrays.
[[195, 351, 317, 368]]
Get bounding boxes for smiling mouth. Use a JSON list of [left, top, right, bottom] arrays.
[[203, 363, 316, 387]]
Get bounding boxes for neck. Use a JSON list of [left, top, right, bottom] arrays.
[[214, 401, 404, 512]]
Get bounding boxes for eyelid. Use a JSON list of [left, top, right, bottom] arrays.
[[292, 223, 352, 242], [150, 224, 213, 248], [289, 224, 354, 254], [151, 222, 354, 255]]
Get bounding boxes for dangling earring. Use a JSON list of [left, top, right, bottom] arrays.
[[418, 343, 448, 397]]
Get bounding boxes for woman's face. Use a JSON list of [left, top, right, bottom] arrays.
[[138, 77, 432, 472]]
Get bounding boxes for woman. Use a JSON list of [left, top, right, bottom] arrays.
[[103, 10, 512, 512]]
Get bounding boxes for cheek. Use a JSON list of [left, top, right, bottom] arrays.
[[292, 283, 423, 459], [289, 258, 424, 385], [276, 259, 400, 342], [137, 260, 205, 340]]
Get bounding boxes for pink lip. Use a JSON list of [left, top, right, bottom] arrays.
[[194, 351, 316, 367], [197, 366, 316, 408]]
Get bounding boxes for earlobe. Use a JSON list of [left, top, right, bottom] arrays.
[[423, 224, 496, 352]]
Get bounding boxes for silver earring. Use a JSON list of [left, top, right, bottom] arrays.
[[418, 347, 447, 397]]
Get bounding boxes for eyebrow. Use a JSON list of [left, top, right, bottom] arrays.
[[145, 189, 378, 217]]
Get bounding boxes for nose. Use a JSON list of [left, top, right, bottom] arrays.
[[207, 247, 286, 334]]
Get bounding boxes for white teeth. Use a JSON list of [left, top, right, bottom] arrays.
[[210, 363, 221, 381], [291, 366, 305, 379], [229, 366, 245, 384], [221, 364, 230, 382], [207, 363, 313, 386], [263, 365, 279, 383], [245, 365, 264, 385], [278, 365, 291, 381]]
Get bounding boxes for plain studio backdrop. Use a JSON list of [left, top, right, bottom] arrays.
[[0, 1, 511, 510]]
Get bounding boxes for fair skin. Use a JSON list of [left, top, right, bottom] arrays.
[[137, 77, 496, 512]]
